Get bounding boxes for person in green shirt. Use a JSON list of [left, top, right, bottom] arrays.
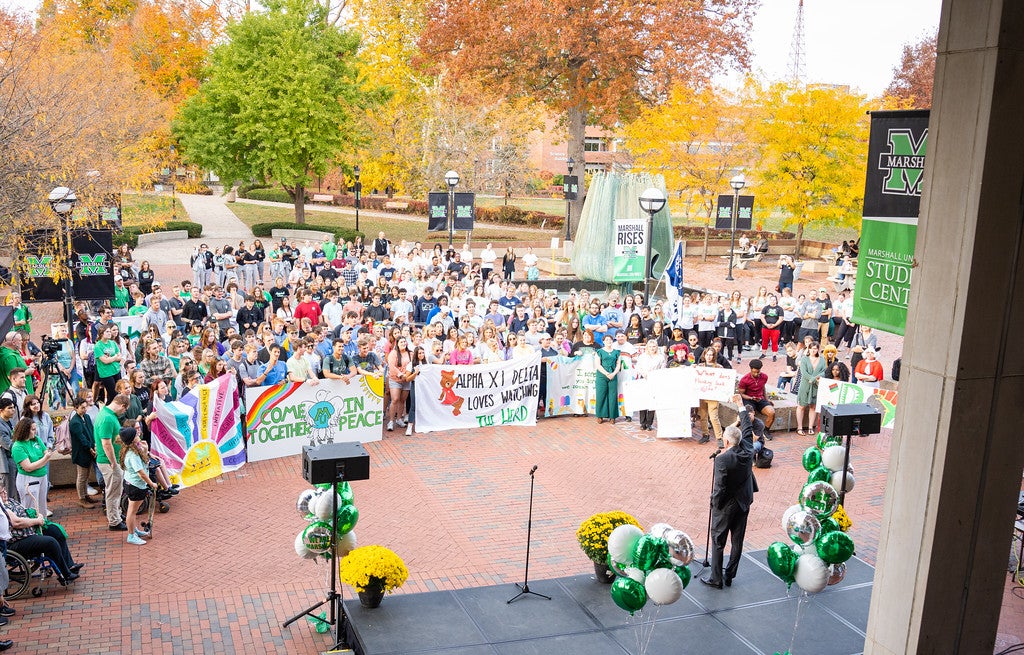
[[127, 291, 147, 316], [9, 293, 30, 335], [110, 279, 130, 316], [93, 326, 122, 405], [0, 332, 34, 396], [322, 237, 337, 263], [94, 394, 128, 530], [11, 417, 53, 518]]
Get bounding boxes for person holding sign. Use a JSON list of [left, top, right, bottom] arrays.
[[595, 334, 622, 424], [695, 347, 725, 447], [634, 341, 664, 431]]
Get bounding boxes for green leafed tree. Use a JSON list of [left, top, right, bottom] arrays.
[[173, 0, 384, 223], [750, 81, 870, 254]]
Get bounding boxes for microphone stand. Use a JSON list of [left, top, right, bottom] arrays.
[[508, 465, 551, 603], [701, 449, 722, 569]]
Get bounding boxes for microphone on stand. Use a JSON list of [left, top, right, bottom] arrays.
[[530, 465, 538, 475], [709, 449, 722, 459]]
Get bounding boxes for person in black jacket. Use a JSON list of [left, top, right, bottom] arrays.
[[701, 393, 758, 589], [68, 397, 99, 508]]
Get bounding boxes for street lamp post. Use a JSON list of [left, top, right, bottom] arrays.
[[726, 174, 745, 282], [354, 165, 361, 234], [47, 187, 78, 337], [445, 170, 460, 249], [564, 157, 575, 242], [638, 187, 667, 305]]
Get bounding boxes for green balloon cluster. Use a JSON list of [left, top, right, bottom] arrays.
[[295, 483, 359, 562], [607, 523, 694, 615]]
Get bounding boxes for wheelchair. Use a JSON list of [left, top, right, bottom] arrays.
[[5, 549, 63, 599]]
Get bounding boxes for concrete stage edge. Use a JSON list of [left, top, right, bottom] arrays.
[[341, 549, 874, 655]]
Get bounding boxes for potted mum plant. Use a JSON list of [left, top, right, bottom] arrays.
[[576, 511, 642, 583], [339, 545, 409, 608]]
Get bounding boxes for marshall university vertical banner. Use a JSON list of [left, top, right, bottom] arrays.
[[852, 110, 929, 335]]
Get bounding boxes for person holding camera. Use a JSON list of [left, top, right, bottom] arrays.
[[778, 255, 796, 293]]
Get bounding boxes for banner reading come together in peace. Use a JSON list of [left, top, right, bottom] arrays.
[[853, 109, 929, 336], [244, 376, 384, 462]]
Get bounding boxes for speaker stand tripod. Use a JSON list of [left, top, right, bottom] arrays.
[[508, 465, 550, 603], [283, 477, 352, 653]]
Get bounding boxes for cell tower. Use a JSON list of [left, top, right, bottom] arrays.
[[787, 0, 806, 84]]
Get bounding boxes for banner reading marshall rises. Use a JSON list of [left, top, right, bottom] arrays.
[[852, 110, 929, 335], [416, 353, 541, 433]]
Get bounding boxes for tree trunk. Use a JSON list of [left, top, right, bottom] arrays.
[[294, 184, 306, 224], [702, 224, 709, 262], [566, 103, 587, 241], [795, 221, 804, 259]]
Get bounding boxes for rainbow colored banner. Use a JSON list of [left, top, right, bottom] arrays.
[[151, 374, 246, 487]]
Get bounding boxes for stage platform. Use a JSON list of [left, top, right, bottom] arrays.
[[341, 549, 874, 655]]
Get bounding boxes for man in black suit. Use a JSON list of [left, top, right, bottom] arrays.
[[701, 394, 758, 589]]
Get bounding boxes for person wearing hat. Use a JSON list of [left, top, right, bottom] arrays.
[[854, 347, 884, 388], [738, 359, 776, 436]]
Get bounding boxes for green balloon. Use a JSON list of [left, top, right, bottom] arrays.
[[315, 483, 332, 491], [802, 446, 823, 472], [632, 535, 669, 572], [818, 517, 841, 536], [766, 541, 799, 585], [807, 466, 831, 484], [674, 564, 691, 589], [339, 489, 355, 506], [610, 576, 647, 614], [816, 530, 855, 565], [336, 504, 359, 535], [339, 481, 351, 494], [817, 432, 843, 449]]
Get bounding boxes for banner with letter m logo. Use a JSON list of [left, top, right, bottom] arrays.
[[76, 253, 108, 276], [879, 128, 927, 196]]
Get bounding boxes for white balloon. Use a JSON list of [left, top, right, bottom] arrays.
[[644, 568, 683, 605], [315, 492, 341, 521], [795, 553, 829, 593], [624, 567, 646, 584], [336, 529, 358, 557], [649, 523, 673, 539], [781, 504, 803, 534], [831, 470, 855, 493], [294, 532, 316, 560], [821, 445, 848, 472], [608, 525, 644, 565]]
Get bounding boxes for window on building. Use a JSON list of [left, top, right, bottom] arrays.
[[584, 137, 608, 152]]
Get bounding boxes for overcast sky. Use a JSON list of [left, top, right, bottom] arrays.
[[746, 0, 941, 97], [2, 0, 942, 98]]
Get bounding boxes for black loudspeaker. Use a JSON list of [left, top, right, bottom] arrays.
[[821, 403, 882, 437], [302, 442, 370, 484]]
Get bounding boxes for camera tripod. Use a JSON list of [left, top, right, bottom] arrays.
[[40, 354, 75, 411]]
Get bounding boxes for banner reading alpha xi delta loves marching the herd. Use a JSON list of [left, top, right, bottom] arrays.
[[414, 352, 541, 433], [150, 374, 246, 488]]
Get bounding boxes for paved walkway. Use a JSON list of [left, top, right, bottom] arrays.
[[132, 193, 254, 266]]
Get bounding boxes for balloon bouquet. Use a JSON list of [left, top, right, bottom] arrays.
[[293, 482, 360, 632], [606, 522, 696, 655], [766, 433, 857, 655]]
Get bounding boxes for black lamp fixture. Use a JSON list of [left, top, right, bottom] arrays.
[[638, 187, 667, 304], [726, 174, 745, 281], [445, 170, 460, 248]]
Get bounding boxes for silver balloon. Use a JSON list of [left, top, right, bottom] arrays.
[[665, 529, 696, 566], [296, 489, 318, 517], [649, 523, 673, 540], [608, 558, 628, 578], [827, 562, 847, 586], [785, 510, 821, 546], [800, 481, 840, 518]]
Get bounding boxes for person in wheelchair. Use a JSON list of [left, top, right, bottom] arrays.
[[0, 487, 82, 585]]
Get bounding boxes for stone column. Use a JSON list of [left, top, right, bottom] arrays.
[[865, 1, 1024, 653]]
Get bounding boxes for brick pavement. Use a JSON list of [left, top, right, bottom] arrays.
[[5, 250, 1022, 653]]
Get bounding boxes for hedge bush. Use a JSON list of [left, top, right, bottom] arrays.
[[251, 222, 363, 243], [673, 225, 795, 240], [113, 220, 204, 247], [244, 187, 294, 203]]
